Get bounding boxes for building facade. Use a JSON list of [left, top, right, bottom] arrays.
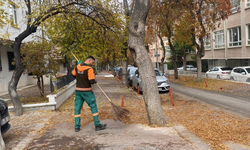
[[203, 0, 250, 70]]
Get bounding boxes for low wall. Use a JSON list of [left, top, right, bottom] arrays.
[[47, 80, 76, 109], [8, 80, 76, 111]]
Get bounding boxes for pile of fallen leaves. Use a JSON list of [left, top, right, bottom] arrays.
[[166, 75, 250, 149], [160, 94, 250, 150]]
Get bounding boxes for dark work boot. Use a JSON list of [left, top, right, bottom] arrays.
[[75, 128, 80, 132], [95, 124, 107, 131]]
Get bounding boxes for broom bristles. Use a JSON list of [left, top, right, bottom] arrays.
[[110, 101, 130, 122]]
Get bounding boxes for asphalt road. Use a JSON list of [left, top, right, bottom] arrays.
[[170, 81, 250, 118]]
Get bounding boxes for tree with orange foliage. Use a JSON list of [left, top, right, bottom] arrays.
[[146, 0, 187, 79], [180, 0, 232, 82]]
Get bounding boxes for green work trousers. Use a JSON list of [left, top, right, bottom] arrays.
[[74, 91, 100, 129]]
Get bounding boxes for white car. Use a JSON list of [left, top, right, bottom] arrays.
[[205, 66, 232, 80], [131, 68, 170, 93], [178, 65, 197, 72], [230, 66, 250, 83]]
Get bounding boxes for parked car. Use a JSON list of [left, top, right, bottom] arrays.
[[205, 66, 232, 79], [0, 98, 11, 134], [127, 67, 138, 86], [131, 68, 170, 93], [178, 65, 197, 72], [116, 66, 135, 77], [230, 66, 250, 82]]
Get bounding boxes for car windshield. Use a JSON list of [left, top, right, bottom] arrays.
[[221, 67, 232, 71], [155, 70, 161, 76], [246, 68, 250, 73]]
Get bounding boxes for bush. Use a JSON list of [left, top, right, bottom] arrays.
[[166, 62, 174, 70]]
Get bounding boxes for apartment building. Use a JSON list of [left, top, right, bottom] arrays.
[[203, 0, 250, 70]]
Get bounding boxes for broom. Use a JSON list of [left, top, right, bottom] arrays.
[[71, 52, 130, 122]]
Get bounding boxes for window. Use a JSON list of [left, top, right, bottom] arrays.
[[204, 34, 211, 49], [7, 52, 15, 71], [247, 24, 250, 45], [228, 26, 241, 47], [247, 0, 250, 8], [9, 4, 17, 25], [214, 30, 225, 48], [230, 0, 240, 13]]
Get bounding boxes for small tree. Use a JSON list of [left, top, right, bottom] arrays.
[[21, 40, 61, 97]]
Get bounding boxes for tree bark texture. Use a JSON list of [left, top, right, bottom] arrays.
[[196, 51, 202, 82], [159, 35, 165, 74], [195, 37, 205, 83], [37, 76, 45, 97], [167, 28, 178, 79], [9, 34, 30, 116], [128, 0, 166, 125], [183, 52, 187, 71]]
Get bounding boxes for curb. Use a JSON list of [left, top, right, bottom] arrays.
[[173, 125, 212, 150]]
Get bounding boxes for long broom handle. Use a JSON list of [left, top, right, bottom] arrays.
[[71, 51, 79, 62], [71, 51, 113, 103], [96, 83, 112, 103]]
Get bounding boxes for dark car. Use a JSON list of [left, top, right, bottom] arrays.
[[0, 98, 11, 134]]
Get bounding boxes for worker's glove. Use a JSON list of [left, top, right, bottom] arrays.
[[78, 60, 82, 64]]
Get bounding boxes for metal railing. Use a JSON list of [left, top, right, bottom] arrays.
[[50, 74, 75, 93]]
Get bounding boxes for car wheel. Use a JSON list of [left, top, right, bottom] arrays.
[[206, 74, 208, 78], [230, 76, 234, 80], [246, 78, 250, 82], [217, 75, 220, 79]]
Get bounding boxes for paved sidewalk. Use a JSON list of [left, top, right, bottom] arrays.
[[20, 71, 211, 150]]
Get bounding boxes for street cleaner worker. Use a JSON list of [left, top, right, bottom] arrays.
[[72, 56, 106, 132]]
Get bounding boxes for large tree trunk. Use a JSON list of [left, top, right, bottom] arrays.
[[65, 55, 72, 75], [8, 36, 28, 116], [196, 51, 202, 82], [196, 38, 205, 83], [183, 52, 187, 71], [37, 76, 45, 97], [42, 75, 44, 95], [128, 0, 166, 125], [110, 63, 115, 75]]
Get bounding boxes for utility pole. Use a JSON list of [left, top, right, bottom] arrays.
[[156, 33, 159, 69]]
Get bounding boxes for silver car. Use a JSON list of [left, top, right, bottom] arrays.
[[131, 68, 170, 93], [230, 66, 250, 82], [205, 66, 232, 80], [178, 65, 197, 72]]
